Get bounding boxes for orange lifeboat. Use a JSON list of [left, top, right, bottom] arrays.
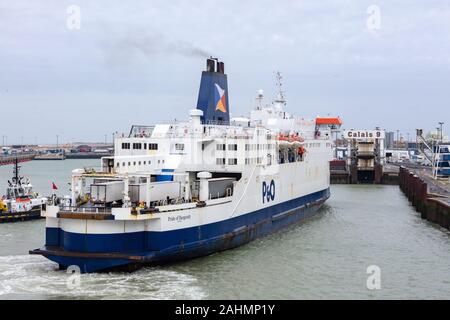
[[277, 134, 305, 143]]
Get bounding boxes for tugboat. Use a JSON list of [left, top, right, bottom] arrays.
[[0, 158, 47, 222]]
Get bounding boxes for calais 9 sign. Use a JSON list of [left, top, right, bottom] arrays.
[[343, 130, 385, 140]]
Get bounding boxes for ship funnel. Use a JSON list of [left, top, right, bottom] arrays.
[[196, 58, 230, 125]]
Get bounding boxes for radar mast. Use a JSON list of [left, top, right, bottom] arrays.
[[274, 71, 286, 111]]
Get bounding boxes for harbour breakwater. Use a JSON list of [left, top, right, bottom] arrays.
[[0, 153, 35, 166], [399, 166, 450, 230]]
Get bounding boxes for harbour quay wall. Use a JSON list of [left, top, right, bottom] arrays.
[[399, 166, 450, 230], [0, 153, 35, 166]]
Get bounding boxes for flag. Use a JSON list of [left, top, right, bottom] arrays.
[[52, 182, 58, 190]]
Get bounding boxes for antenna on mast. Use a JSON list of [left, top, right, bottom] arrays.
[[274, 71, 286, 110], [12, 157, 21, 186]]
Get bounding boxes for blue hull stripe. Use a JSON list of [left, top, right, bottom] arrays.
[[41, 188, 329, 272]]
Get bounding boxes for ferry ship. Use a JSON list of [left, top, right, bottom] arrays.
[[31, 59, 336, 273]]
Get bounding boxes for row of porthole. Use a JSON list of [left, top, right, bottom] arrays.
[[116, 159, 164, 167]]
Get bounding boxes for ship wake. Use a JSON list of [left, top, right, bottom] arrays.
[[0, 255, 206, 300]]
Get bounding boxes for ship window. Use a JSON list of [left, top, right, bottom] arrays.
[[228, 144, 237, 151], [216, 158, 226, 165], [122, 162, 125, 167], [138, 161, 141, 165], [216, 144, 226, 151], [121, 143, 130, 150], [116, 162, 120, 167], [228, 158, 237, 165], [149, 143, 158, 150], [128, 162, 131, 166], [175, 143, 185, 151], [144, 143, 147, 149], [143, 161, 146, 165]]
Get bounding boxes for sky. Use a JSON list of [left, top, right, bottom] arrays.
[[0, 0, 449, 144]]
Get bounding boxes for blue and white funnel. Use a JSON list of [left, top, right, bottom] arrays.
[[196, 58, 230, 125]]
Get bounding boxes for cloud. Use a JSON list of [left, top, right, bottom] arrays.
[[1, 0, 450, 142]]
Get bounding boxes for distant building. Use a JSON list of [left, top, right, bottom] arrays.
[[76, 145, 92, 153], [385, 131, 395, 149], [426, 130, 449, 142]]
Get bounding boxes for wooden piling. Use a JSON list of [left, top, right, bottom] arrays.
[[398, 166, 450, 231]]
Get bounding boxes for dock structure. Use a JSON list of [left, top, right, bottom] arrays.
[[330, 161, 399, 185], [331, 129, 390, 184], [0, 153, 35, 166], [399, 166, 450, 230]]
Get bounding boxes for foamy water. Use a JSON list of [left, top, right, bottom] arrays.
[[0, 255, 206, 300]]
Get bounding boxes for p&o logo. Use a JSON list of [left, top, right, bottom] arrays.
[[262, 180, 276, 204]]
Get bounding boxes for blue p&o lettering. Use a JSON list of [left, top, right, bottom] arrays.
[[262, 180, 276, 203]]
